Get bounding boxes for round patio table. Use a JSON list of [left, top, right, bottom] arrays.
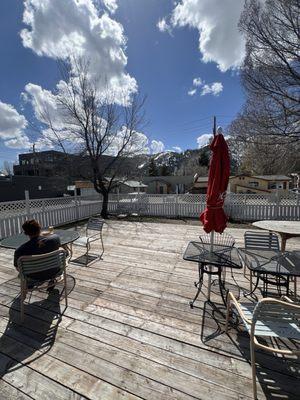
[[0, 229, 80, 259], [252, 220, 300, 252]]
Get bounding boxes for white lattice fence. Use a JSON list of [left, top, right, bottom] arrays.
[[0, 200, 27, 217], [0, 192, 299, 238]]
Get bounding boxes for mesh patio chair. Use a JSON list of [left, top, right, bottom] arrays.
[[17, 249, 67, 323], [72, 217, 105, 266], [199, 232, 236, 283], [243, 230, 280, 293], [225, 292, 300, 399], [199, 232, 235, 248]]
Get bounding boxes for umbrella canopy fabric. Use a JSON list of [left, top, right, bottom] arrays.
[[200, 133, 230, 234]]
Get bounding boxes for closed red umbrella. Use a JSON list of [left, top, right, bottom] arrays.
[[200, 132, 230, 234]]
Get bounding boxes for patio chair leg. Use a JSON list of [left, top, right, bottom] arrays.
[[250, 338, 258, 400], [225, 297, 231, 332], [64, 269, 68, 308], [20, 280, 26, 323], [100, 233, 104, 258], [85, 244, 90, 267]]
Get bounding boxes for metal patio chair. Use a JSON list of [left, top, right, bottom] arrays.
[[243, 230, 280, 293], [199, 231, 235, 272], [199, 232, 236, 248], [226, 292, 300, 399], [17, 249, 67, 323], [72, 217, 105, 266]]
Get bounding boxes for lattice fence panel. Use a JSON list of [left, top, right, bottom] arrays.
[[0, 200, 27, 217]]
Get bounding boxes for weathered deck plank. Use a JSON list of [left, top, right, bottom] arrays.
[[0, 220, 299, 399]]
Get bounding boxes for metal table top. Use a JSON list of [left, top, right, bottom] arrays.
[[239, 248, 300, 277], [183, 241, 243, 269], [0, 229, 80, 249]]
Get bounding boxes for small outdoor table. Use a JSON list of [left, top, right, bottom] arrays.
[[183, 241, 243, 307], [252, 220, 300, 252], [240, 248, 300, 297], [0, 229, 80, 259]]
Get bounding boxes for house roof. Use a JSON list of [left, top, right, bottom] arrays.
[[253, 175, 291, 181], [230, 174, 291, 181], [122, 180, 148, 188], [195, 177, 209, 183]]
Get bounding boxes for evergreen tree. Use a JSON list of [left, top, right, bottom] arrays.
[[148, 158, 158, 176]]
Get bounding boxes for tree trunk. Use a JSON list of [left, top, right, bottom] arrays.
[[101, 191, 109, 219]]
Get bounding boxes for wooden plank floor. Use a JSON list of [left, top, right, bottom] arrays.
[[0, 220, 299, 400]]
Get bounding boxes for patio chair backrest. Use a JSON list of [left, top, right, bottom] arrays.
[[199, 232, 235, 248], [244, 230, 279, 251], [87, 217, 105, 234], [251, 298, 300, 340], [17, 249, 66, 278]]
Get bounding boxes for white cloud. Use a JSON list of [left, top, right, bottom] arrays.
[[4, 136, 32, 149], [201, 82, 223, 96], [157, 18, 172, 35], [0, 101, 28, 139], [103, 0, 118, 14], [21, 0, 137, 103], [193, 77, 202, 87], [151, 140, 165, 154], [0, 100, 32, 149], [170, 0, 245, 71], [188, 89, 196, 96], [23, 83, 61, 128], [188, 78, 223, 97], [104, 127, 149, 156], [172, 146, 182, 153], [156, 18, 173, 36], [197, 133, 212, 148]]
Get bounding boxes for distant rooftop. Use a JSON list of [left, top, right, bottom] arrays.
[[254, 175, 291, 181], [123, 180, 148, 188]]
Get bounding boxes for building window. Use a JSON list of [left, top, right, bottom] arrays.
[[159, 186, 164, 194], [268, 182, 277, 190], [249, 181, 259, 188]]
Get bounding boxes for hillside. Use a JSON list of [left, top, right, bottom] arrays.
[[134, 141, 238, 177]]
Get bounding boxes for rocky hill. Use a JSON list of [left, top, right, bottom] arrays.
[[134, 141, 238, 177]]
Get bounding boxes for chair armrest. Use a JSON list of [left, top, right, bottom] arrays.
[[281, 295, 294, 303], [87, 233, 100, 242], [227, 291, 252, 325]]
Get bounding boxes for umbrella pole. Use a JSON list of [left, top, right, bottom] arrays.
[[207, 117, 216, 301], [207, 230, 214, 300]]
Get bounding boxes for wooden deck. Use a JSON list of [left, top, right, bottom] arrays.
[[0, 220, 299, 400]]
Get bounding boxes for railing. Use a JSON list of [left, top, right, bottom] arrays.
[[0, 192, 299, 238]]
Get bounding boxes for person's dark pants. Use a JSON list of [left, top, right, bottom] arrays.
[[26, 267, 62, 286]]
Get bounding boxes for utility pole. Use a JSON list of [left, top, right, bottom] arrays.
[[213, 115, 216, 136]]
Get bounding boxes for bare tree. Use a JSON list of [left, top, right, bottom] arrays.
[[35, 58, 146, 218], [2, 161, 13, 176], [228, 117, 300, 174], [238, 0, 300, 141]]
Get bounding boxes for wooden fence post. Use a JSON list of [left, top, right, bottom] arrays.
[[25, 190, 31, 219], [275, 190, 280, 219], [74, 190, 79, 221], [175, 194, 179, 218]]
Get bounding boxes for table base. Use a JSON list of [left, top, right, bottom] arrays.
[[189, 263, 228, 308], [245, 272, 290, 298]]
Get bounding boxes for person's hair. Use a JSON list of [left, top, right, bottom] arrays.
[[22, 219, 41, 236]]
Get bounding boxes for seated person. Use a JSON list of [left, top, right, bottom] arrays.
[[14, 220, 62, 288]]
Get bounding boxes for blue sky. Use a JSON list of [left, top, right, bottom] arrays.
[[0, 0, 246, 165]]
